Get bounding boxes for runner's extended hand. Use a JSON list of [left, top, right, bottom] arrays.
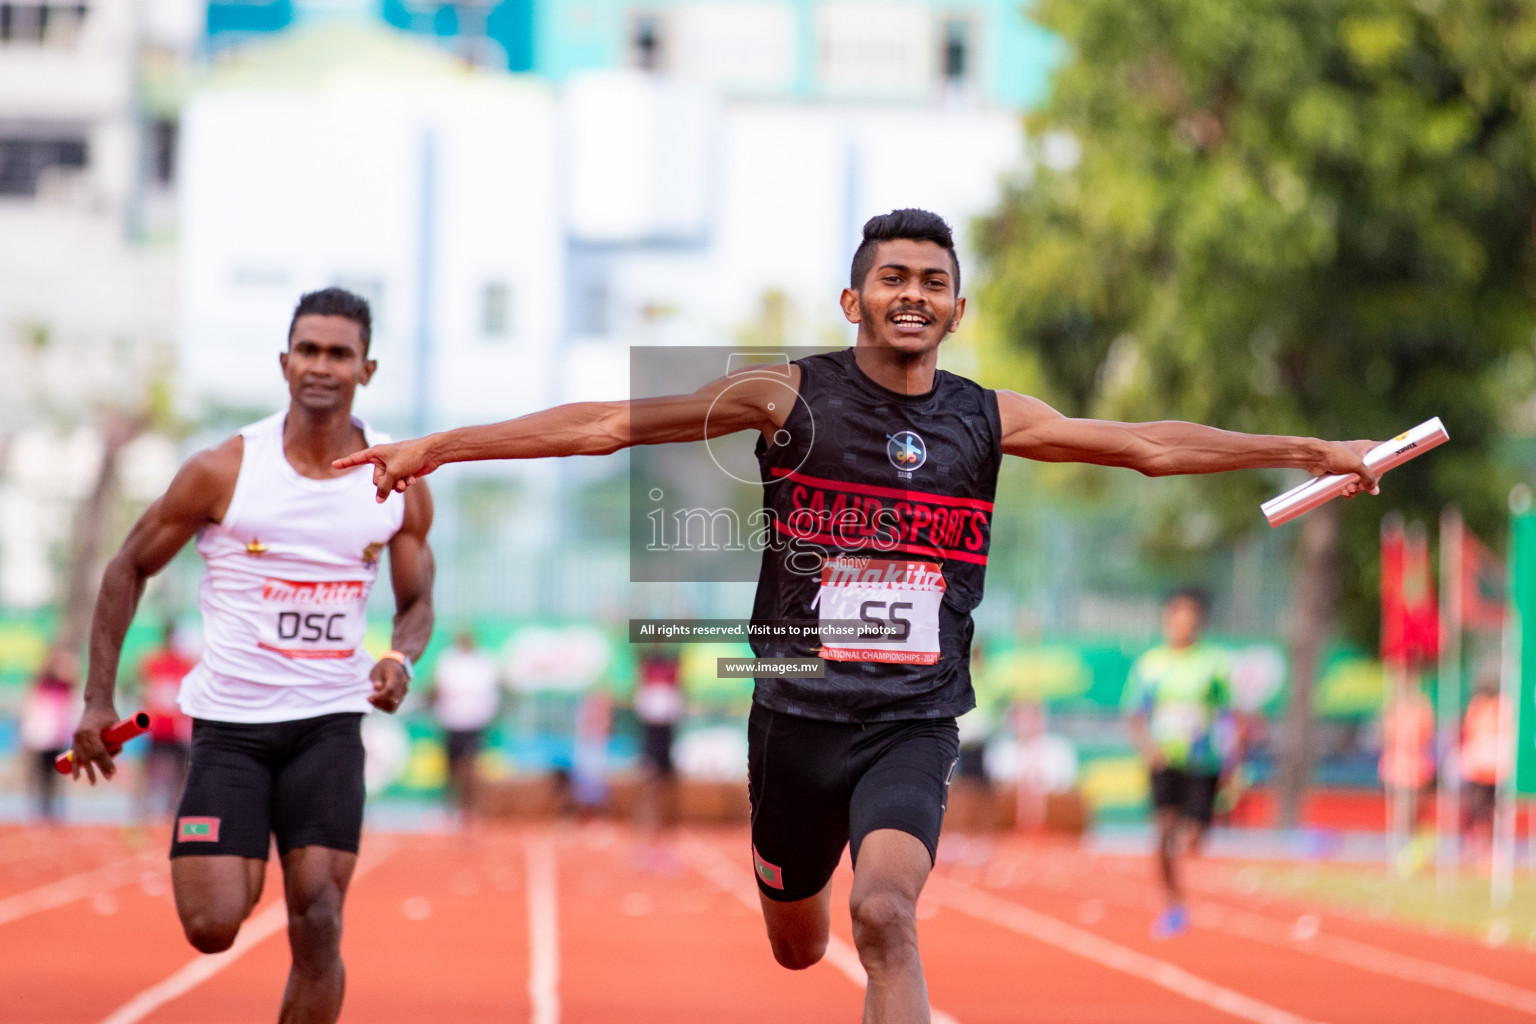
[[333, 438, 439, 503], [1308, 439, 1379, 497]]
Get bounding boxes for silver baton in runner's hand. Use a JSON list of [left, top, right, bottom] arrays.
[[1261, 418, 1449, 528]]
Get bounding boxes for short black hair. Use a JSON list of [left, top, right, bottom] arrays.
[[288, 287, 372, 355], [1165, 586, 1212, 618], [849, 208, 960, 294]]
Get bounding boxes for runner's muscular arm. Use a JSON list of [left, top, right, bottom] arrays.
[[71, 438, 241, 782], [996, 391, 1381, 494], [334, 367, 802, 502], [368, 482, 435, 713]]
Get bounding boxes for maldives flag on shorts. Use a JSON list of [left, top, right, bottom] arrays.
[[1461, 526, 1506, 632], [1382, 517, 1439, 664]]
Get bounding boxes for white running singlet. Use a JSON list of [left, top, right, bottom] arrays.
[[178, 412, 406, 723]]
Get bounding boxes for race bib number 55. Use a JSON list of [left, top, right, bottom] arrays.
[[815, 557, 945, 665], [256, 579, 366, 660]]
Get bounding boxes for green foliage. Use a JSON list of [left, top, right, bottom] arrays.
[[979, 0, 1536, 642]]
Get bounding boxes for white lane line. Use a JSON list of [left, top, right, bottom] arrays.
[[1197, 903, 1536, 1016], [0, 856, 154, 928], [678, 837, 961, 1024], [930, 879, 1330, 1024], [1012, 852, 1536, 1016], [94, 845, 392, 1024], [96, 898, 289, 1024], [524, 834, 560, 1024]]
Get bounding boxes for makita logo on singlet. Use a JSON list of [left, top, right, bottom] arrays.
[[260, 579, 366, 604], [822, 557, 945, 589]]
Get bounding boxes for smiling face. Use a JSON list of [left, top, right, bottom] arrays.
[[280, 314, 375, 415], [840, 238, 965, 358]]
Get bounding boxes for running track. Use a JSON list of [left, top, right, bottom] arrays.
[[2, 823, 1534, 1023]]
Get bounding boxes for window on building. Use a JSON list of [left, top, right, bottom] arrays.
[[0, 132, 87, 197], [151, 119, 177, 187], [482, 281, 511, 337], [942, 17, 970, 83], [0, 3, 88, 46], [669, 4, 796, 94], [632, 11, 664, 71], [817, 5, 932, 97]]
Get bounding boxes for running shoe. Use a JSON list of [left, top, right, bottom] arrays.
[[1151, 905, 1189, 939]]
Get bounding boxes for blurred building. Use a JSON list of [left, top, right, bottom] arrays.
[[178, 1, 1049, 427], [176, 37, 1029, 427], [0, 0, 200, 383], [0, 2, 199, 608], [166, 3, 1051, 623], [206, 1, 1056, 108]]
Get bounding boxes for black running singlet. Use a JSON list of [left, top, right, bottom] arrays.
[[749, 348, 1003, 721]]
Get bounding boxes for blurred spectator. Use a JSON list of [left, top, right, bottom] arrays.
[[571, 687, 613, 818], [429, 631, 501, 829], [632, 645, 683, 867], [20, 648, 79, 823], [1461, 672, 1506, 855], [1379, 681, 1436, 811], [1123, 588, 1235, 939], [134, 622, 196, 823], [956, 641, 994, 788]]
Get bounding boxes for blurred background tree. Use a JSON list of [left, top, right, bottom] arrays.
[[979, 0, 1536, 824]]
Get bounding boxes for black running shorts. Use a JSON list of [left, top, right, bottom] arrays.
[[1149, 766, 1221, 826], [171, 712, 366, 860], [444, 728, 483, 767], [641, 723, 676, 778], [747, 702, 959, 903]]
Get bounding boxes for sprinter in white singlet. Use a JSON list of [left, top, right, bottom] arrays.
[[69, 288, 434, 1024]]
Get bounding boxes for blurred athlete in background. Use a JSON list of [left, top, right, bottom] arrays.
[[134, 621, 196, 823], [1124, 589, 1236, 938], [428, 630, 500, 831]]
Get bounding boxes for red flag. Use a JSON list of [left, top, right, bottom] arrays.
[[1461, 527, 1506, 631], [1382, 518, 1439, 664]]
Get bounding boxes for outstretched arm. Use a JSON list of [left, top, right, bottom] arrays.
[[368, 482, 435, 713], [334, 366, 801, 501], [71, 439, 239, 782], [997, 391, 1380, 493]]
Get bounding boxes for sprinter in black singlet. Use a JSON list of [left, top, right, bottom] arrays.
[[338, 209, 1381, 1024]]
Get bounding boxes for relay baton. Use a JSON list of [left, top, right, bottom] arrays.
[[1261, 417, 1448, 528], [55, 711, 151, 774]]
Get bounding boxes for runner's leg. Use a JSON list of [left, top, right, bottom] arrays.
[[1182, 819, 1209, 857], [850, 828, 933, 1024], [172, 855, 267, 953], [271, 713, 366, 1024], [845, 717, 957, 1024], [1154, 806, 1182, 903], [1178, 772, 1220, 858], [171, 719, 274, 952], [747, 704, 848, 969], [277, 846, 357, 1024], [760, 883, 834, 969]]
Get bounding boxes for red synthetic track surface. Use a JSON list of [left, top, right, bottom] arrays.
[[2, 822, 1534, 1023]]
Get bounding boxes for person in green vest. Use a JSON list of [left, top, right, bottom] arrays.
[[1123, 588, 1236, 938]]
